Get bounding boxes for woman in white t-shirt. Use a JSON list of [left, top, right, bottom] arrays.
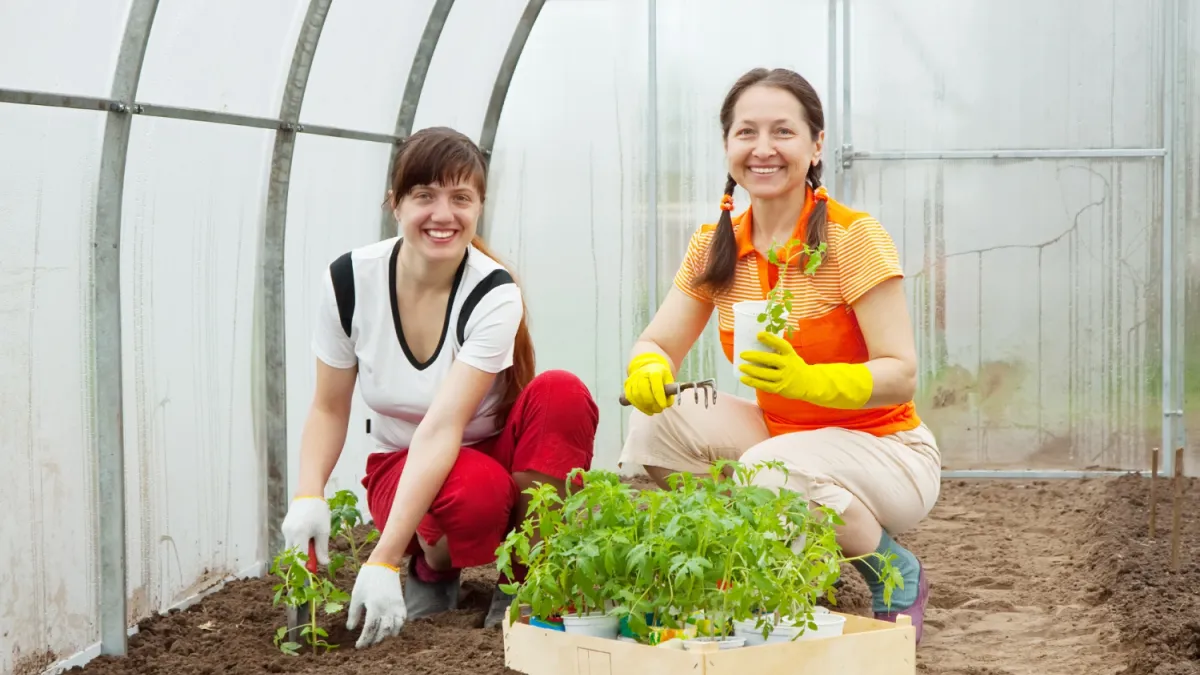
[[279, 126, 600, 649]]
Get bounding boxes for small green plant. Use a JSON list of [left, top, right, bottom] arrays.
[[759, 239, 828, 338], [496, 469, 639, 623], [496, 461, 901, 646], [269, 546, 349, 656], [328, 489, 379, 573]]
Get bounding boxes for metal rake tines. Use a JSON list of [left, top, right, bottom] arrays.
[[619, 379, 718, 408], [674, 379, 718, 408]]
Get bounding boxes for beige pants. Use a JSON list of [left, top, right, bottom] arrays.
[[618, 393, 943, 536]]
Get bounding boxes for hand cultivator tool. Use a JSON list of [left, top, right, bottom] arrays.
[[618, 379, 718, 408], [285, 539, 319, 642]]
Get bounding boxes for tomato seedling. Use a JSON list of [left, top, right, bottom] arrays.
[[328, 489, 379, 573], [760, 238, 827, 338], [269, 545, 349, 656]]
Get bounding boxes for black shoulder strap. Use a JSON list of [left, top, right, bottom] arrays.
[[329, 251, 356, 338], [456, 269, 515, 344]]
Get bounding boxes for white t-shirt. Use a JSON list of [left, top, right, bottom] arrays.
[[311, 237, 523, 450]]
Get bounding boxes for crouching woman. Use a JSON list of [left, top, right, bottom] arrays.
[[280, 126, 599, 649]]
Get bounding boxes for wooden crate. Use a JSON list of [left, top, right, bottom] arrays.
[[502, 612, 916, 675]]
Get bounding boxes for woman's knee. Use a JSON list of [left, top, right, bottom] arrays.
[[505, 370, 599, 481], [525, 369, 597, 411]]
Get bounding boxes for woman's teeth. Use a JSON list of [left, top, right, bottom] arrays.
[[425, 230, 456, 240], [750, 167, 780, 174]]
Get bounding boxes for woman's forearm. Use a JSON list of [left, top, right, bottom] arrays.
[[297, 404, 350, 497], [629, 339, 677, 372], [863, 356, 917, 407], [367, 425, 463, 566]]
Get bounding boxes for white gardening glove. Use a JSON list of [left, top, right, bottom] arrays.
[[347, 562, 407, 648], [280, 496, 331, 565]]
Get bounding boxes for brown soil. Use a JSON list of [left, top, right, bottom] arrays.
[[1083, 474, 1200, 675], [66, 476, 1199, 675]]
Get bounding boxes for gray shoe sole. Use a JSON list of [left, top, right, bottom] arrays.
[[404, 557, 461, 620], [484, 586, 516, 629]]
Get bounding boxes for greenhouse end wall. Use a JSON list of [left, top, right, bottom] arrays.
[[1, 1, 1197, 673]]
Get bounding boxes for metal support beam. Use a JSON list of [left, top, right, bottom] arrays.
[[1160, 0, 1182, 477], [0, 89, 399, 145], [826, 0, 840, 197], [261, 0, 331, 561], [647, 0, 659, 311], [846, 147, 1166, 162], [840, 0, 853, 199], [477, 0, 546, 239], [479, 0, 545, 158], [379, 0, 456, 241], [93, 0, 159, 658], [475, 1, 546, 211]]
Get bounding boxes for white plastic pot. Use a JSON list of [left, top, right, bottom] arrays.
[[562, 612, 620, 639], [682, 635, 746, 651], [732, 300, 787, 381], [733, 610, 844, 646]]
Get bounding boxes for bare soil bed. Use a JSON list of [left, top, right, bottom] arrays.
[[67, 475, 1198, 675]]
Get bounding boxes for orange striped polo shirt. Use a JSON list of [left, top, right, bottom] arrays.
[[673, 189, 921, 438]]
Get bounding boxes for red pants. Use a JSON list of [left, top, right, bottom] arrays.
[[361, 369, 599, 571]]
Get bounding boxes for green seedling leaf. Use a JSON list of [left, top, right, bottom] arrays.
[[268, 543, 352, 655]]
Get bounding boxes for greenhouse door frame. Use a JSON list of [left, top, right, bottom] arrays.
[[817, 0, 1186, 481]]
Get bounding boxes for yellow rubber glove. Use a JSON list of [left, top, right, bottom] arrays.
[[738, 331, 874, 409], [623, 352, 675, 415]]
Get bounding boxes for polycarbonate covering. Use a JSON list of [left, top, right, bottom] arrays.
[[851, 158, 1163, 470], [482, 0, 652, 465], [850, 0, 1163, 151], [118, 117, 274, 617], [412, 0, 528, 142], [1, 1, 1199, 672], [0, 105, 106, 675], [0, 0, 131, 97], [284, 134, 395, 505], [137, 1, 306, 118], [300, 0, 438, 135]]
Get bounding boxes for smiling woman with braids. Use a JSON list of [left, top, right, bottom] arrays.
[[619, 68, 940, 643]]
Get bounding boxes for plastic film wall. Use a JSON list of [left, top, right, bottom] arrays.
[[0, 0, 1197, 673]]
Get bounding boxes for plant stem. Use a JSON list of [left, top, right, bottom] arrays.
[[347, 533, 360, 571]]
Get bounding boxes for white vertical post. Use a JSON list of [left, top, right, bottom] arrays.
[[1160, 0, 1178, 476], [647, 0, 659, 310]]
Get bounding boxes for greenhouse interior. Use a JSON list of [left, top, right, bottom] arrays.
[[2, 0, 1198, 674]]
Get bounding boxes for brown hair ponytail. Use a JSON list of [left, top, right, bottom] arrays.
[[805, 162, 827, 254], [468, 236, 535, 429], [692, 174, 739, 293]]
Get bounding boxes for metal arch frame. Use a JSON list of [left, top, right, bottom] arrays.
[[476, 0, 547, 239], [378, 0, 457, 241], [377, 0, 544, 242], [261, 0, 333, 561], [478, 0, 546, 161], [91, 0, 159, 657]]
